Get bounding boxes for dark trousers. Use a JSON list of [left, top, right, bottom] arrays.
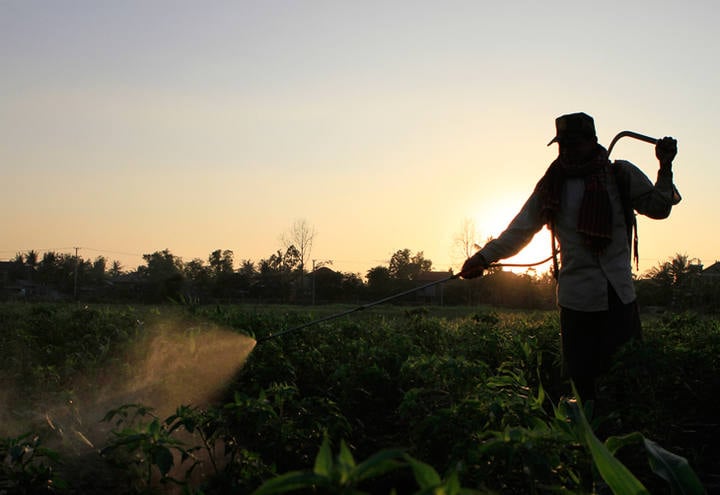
[[560, 284, 642, 401]]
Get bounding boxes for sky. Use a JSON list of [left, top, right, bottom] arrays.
[[2, 0, 718, 277]]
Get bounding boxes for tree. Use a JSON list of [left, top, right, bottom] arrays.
[[282, 219, 316, 295], [341, 272, 364, 299], [237, 259, 257, 293], [207, 249, 236, 298], [140, 250, 184, 278], [184, 258, 210, 295], [283, 245, 301, 272], [208, 249, 234, 278], [25, 250, 39, 271], [366, 266, 392, 297], [138, 249, 185, 301], [37, 251, 62, 285], [640, 253, 703, 308], [452, 218, 481, 264], [33, 251, 77, 292], [16, 250, 39, 281], [388, 249, 432, 281], [89, 256, 107, 285], [108, 260, 124, 278], [257, 247, 303, 302]]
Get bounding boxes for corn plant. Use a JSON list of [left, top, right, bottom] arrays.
[[559, 387, 705, 495], [251, 434, 486, 495]]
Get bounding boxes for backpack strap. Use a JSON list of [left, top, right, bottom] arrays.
[[550, 220, 560, 280], [612, 162, 639, 270]]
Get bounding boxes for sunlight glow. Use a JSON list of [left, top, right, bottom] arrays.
[[1, 3, 715, 278]]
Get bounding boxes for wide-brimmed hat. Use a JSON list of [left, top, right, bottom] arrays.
[[547, 112, 596, 146]]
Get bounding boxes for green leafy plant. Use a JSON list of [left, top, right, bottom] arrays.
[[403, 455, 488, 495], [100, 403, 200, 492], [561, 386, 705, 495], [251, 434, 486, 495], [1, 303, 714, 493], [251, 434, 404, 494], [603, 432, 706, 495], [0, 432, 67, 493]]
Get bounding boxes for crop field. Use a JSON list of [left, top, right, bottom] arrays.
[[1, 302, 718, 494]]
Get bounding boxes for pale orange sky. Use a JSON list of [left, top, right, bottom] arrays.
[[2, 1, 718, 277]]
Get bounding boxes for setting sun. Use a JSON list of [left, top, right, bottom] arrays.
[[498, 228, 554, 275]]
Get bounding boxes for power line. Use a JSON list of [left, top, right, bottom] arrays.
[[0, 247, 76, 254], [81, 247, 145, 258]]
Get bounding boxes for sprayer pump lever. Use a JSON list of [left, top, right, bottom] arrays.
[[606, 130, 658, 157]]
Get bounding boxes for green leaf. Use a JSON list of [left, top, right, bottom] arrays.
[[149, 418, 162, 439], [152, 446, 175, 476], [313, 436, 333, 477], [251, 471, 326, 495], [404, 454, 442, 489], [605, 431, 645, 455], [643, 438, 705, 495], [564, 397, 649, 495], [535, 377, 546, 407], [351, 448, 406, 483], [445, 470, 461, 495], [338, 439, 356, 467], [337, 440, 356, 483]]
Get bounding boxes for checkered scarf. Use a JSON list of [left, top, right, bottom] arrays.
[[535, 145, 613, 253]]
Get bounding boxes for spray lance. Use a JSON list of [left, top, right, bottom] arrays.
[[256, 256, 553, 343], [257, 129, 677, 343], [607, 130, 657, 156]]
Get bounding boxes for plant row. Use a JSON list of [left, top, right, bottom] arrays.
[[1, 303, 717, 493]]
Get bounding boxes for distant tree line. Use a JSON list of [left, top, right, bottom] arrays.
[[635, 253, 720, 311], [2, 248, 718, 311], [0, 246, 550, 307]]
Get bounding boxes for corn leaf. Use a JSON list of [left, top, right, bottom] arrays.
[[605, 431, 645, 455], [251, 471, 326, 495], [643, 438, 705, 495], [313, 436, 333, 477], [564, 398, 649, 495], [350, 448, 405, 483], [404, 454, 442, 489], [338, 439, 356, 484]]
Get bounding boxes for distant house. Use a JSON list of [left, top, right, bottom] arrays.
[[308, 266, 343, 304], [702, 261, 720, 279], [0, 261, 28, 300], [0, 261, 12, 286]]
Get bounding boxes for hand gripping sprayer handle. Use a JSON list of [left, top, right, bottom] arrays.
[[606, 130, 681, 204]]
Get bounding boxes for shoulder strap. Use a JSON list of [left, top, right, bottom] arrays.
[[550, 221, 560, 280], [612, 162, 639, 270]]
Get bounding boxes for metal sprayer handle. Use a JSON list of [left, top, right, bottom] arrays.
[[607, 130, 658, 157]]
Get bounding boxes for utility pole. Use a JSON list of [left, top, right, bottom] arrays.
[[73, 246, 79, 302]]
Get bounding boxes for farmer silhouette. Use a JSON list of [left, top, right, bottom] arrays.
[[461, 112, 681, 401]]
